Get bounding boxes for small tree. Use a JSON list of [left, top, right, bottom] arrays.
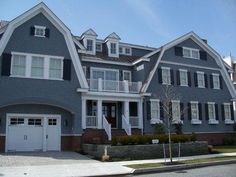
[[160, 85, 186, 163], [174, 123, 183, 135]]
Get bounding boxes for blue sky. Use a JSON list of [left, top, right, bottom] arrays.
[[1, 0, 236, 57]]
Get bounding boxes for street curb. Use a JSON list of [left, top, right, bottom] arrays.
[[133, 159, 236, 174]]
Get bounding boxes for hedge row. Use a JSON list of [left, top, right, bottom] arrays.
[[111, 133, 197, 146]]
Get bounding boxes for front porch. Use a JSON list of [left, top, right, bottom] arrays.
[[81, 98, 143, 141]]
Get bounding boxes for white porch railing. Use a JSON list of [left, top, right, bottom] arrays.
[[130, 116, 139, 128], [88, 79, 142, 93], [122, 115, 131, 135], [103, 115, 111, 141], [86, 116, 97, 128]]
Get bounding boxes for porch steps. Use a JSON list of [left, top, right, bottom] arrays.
[[111, 129, 127, 137], [82, 129, 109, 144]]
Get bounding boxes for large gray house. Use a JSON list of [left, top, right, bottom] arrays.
[[0, 3, 235, 152]]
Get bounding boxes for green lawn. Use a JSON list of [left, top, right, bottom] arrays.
[[212, 146, 236, 153], [126, 156, 236, 169]]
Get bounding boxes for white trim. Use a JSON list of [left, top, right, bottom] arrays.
[[190, 101, 199, 104], [182, 46, 200, 59], [160, 60, 221, 71], [34, 25, 46, 38], [82, 57, 132, 66], [0, 2, 88, 89], [90, 67, 119, 81], [142, 32, 236, 98], [136, 64, 144, 71], [5, 113, 61, 152], [72, 36, 86, 50], [132, 58, 150, 65], [123, 70, 132, 82]]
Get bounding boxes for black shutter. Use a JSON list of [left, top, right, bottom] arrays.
[[158, 68, 162, 84], [215, 104, 219, 120], [45, 28, 50, 38], [63, 59, 71, 80], [170, 69, 174, 85], [188, 103, 192, 120], [230, 104, 234, 121], [30, 26, 35, 36], [198, 103, 202, 120], [205, 104, 209, 120], [146, 101, 151, 120], [200, 51, 207, 60], [180, 102, 184, 120], [188, 71, 191, 87], [1, 53, 12, 76], [219, 75, 223, 89], [221, 104, 225, 120], [160, 101, 164, 120], [176, 70, 180, 85], [204, 74, 208, 88], [175, 46, 183, 56], [169, 102, 172, 118], [210, 74, 213, 89], [194, 72, 198, 87], [87, 67, 90, 78]]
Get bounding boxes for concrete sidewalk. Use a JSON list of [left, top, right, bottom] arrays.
[[0, 152, 235, 177]]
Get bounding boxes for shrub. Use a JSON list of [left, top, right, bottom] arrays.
[[190, 132, 197, 142], [174, 123, 183, 135], [111, 136, 117, 146], [223, 135, 236, 145], [154, 123, 165, 134], [208, 145, 213, 153]]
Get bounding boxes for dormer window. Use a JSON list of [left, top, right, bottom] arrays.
[[110, 43, 117, 54], [34, 25, 46, 37], [125, 48, 131, 55], [86, 39, 93, 51], [183, 47, 199, 59], [96, 43, 102, 52]]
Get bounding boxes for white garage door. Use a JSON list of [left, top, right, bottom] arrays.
[[6, 114, 61, 152]]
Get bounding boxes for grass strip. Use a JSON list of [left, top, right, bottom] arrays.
[[212, 146, 236, 153], [126, 156, 236, 169]]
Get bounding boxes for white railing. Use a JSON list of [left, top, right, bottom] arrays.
[[130, 116, 139, 128], [103, 115, 111, 141], [88, 79, 141, 93], [86, 116, 97, 128], [122, 115, 131, 135]]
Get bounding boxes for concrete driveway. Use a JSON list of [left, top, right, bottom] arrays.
[[0, 151, 98, 167]]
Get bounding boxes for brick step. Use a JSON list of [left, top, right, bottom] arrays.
[[111, 129, 127, 137]]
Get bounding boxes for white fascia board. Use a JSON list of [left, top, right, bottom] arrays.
[[0, 2, 88, 89], [72, 36, 86, 50]]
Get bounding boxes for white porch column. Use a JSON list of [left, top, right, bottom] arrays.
[[124, 101, 130, 123], [42, 117, 47, 152], [138, 99, 143, 130], [98, 78, 103, 92], [82, 98, 86, 129], [97, 100, 103, 129]]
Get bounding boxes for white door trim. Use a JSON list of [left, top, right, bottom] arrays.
[[5, 113, 61, 152]]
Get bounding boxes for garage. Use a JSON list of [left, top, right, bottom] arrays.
[[6, 114, 61, 152]]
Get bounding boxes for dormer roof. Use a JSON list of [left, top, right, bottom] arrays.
[[81, 28, 98, 38], [105, 32, 121, 41]]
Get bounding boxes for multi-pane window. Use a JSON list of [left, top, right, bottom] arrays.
[[96, 43, 102, 52], [179, 69, 188, 86], [34, 26, 46, 37], [11, 54, 26, 76], [86, 39, 93, 51], [123, 70, 131, 82], [213, 74, 220, 89], [110, 43, 117, 54], [119, 47, 123, 54], [183, 47, 200, 59], [125, 48, 131, 55], [162, 67, 171, 85], [197, 72, 205, 88], [150, 99, 160, 123], [91, 68, 118, 81], [191, 102, 199, 120], [208, 103, 216, 120], [31, 56, 44, 78], [49, 58, 62, 79], [224, 104, 231, 120], [172, 101, 180, 122]]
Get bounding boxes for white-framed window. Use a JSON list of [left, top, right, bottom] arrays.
[[119, 47, 123, 54], [11, 52, 63, 80], [49, 58, 63, 79], [183, 47, 200, 59], [34, 25, 46, 37], [190, 101, 201, 124], [223, 103, 234, 124], [179, 69, 188, 86], [208, 102, 218, 124], [91, 67, 119, 81], [110, 43, 117, 54], [162, 67, 171, 85], [125, 48, 131, 55], [86, 39, 93, 51], [212, 73, 220, 89], [197, 71, 205, 88], [172, 100, 181, 123], [150, 99, 162, 124], [11, 54, 26, 77], [96, 43, 102, 52], [31, 56, 44, 78], [123, 70, 131, 82]]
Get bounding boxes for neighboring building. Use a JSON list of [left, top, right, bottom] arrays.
[[223, 55, 236, 85], [0, 3, 235, 152]]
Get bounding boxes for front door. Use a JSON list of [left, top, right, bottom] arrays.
[[102, 103, 117, 128]]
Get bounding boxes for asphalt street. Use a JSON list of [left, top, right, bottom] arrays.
[[128, 164, 236, 177]]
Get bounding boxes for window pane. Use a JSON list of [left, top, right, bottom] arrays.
[[183, 49, 191, 57], [198, 73, 205, 87], [31, 56, 44, 77], [151, 101, 159, 120], [224, 105, 231, 120], [192, 50, 199, 59], [92, 70, 104, 80], [49, 58, 62, 79], [12, 55, 26, 76], [180, 71, 187, 86], [213, 75, 220, 89], [105, 70, 118, 81], [162, 69, 170, 84], [110, 43, 116, 54], [87, 40, 93, 51], [96, 43, 101, 51], [208, 104, 215, 119], [125, 48, 131, 54], [191, 103, 199, 120], [123, 71, 131, 81]]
